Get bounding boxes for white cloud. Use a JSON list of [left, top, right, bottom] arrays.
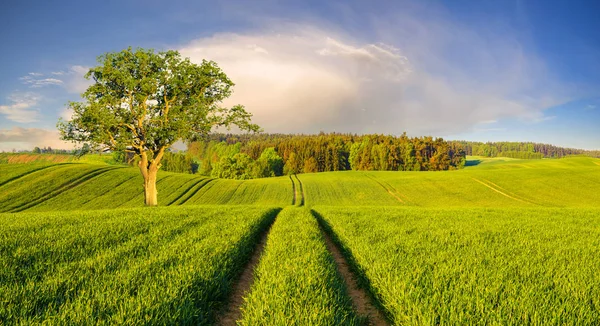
[[51, 71, 65, 76], [178, 21, 572, 135], [20, 75, 64, 88], [474, 128, 508, 132], [0, 127, 75, 151], [478, 120, 498, 124], [532, 115, 557, 123], [28, 72, 43, 77], [63, 65, 92, 94], [585, 104, 596, 110], [0, 93, 40, 123]]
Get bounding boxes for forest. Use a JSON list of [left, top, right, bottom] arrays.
[[454, 141, 600, 159], [185, 133, 466, 179]]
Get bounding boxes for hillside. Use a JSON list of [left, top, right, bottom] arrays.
[[1, 156, 599, 212]]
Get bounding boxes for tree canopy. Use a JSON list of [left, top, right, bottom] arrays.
[[58, 47, 260, 205]]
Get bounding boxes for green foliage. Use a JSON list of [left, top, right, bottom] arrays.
[[254, 147, 283, 177], [454, 141, 600, 158], [240, 208, 359, 324], [57, 47, 260, 205], [206, 146, 283, 179], [58, 47, 260, 155], [315, 206, 600, 324], [0, 206, 279, 324], [211, 153, 255, 180], [283, 152, 300, 175], [160, 151, 199, 174], [189, 132, 466, 175], [304, 157, 318, 173]]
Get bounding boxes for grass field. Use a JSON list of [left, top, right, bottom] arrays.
[[1, 155, 599, 324], [314, 206, 600, 324], [1, 156, 599, 211], [0, 206, 279, 324], [240, 208, 359, 325]]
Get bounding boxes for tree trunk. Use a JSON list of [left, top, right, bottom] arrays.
[[138, 148, 164, 207], [144, 165, 159, 206]]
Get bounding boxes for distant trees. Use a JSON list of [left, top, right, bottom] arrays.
[[210, 147, 283, 179], [187, 132, 467, 179], [453, 141, 592, 158]]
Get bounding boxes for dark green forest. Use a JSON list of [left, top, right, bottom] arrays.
[[187, 133, 467, 179]]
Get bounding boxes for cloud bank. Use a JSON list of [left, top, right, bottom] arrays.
[[0, 127, 75, 152], [0, 93, 40, 123], [178, 15, 573, 136]]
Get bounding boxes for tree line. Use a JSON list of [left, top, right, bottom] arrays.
[[187, 133, 467, 179], [453, 141, 600, 158]]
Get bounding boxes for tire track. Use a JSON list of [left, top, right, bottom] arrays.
[[294, 174, 305, 206], [69, 172, 138, 208], [364, 174, 405, 204], [174, 178, 216, 205], [313, 210, 389, 325], [220, 182, 245, 205], [471, 177, 536, 205], [290, 175, 297, 206], [216, 209, 281, 325]]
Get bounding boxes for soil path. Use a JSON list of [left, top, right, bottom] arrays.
[[294, 174, 305, 206], [216, 219, 274, 325], [290, 175, 297, 206], [319, 223, 389, 325]]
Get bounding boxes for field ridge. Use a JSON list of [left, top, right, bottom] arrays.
[[170, 178, 215, 205], [0, 164, 69, 187], [6, 166, 121, 212]]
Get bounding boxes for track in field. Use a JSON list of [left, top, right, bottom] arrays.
[[471, 177, 538, 205], [312, 211, 389, 325], [294, 174, 305, 206], [290, 175, 297, 206], [217, 209, 280, 325], [364, 174, 406, 204]]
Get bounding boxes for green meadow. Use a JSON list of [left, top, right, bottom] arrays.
[[1, 155, 599, 324]]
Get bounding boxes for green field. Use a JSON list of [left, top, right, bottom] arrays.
[[1, 156, 599, 324], [0, 206, 279, 324], [314, 206, 600, 324]]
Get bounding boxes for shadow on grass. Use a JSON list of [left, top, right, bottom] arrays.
[[465, 159, 482, 167]]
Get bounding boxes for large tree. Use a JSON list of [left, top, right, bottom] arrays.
[[58, 47, 260, 206]]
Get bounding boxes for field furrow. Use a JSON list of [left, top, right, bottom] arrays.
[[239, 208, 359, 325]]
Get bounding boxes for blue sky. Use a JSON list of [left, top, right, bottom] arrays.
[[1, 0, 599, 150]]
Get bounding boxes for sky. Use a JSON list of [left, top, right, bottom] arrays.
[[1, 0, 599, 151]]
